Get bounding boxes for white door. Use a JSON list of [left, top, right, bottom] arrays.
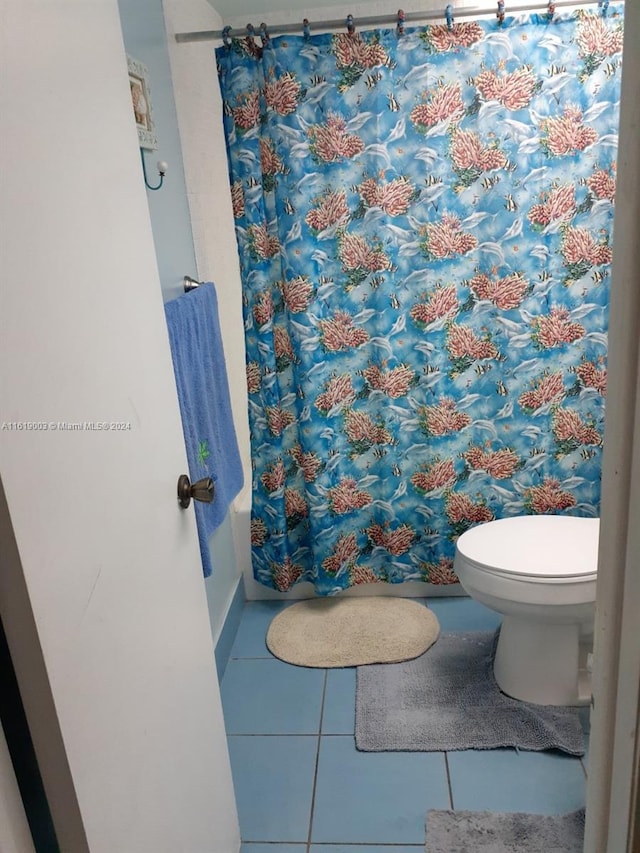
[[0, 2, 239, 851]]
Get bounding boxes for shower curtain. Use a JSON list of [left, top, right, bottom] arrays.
[[217, 7, 622, 595]]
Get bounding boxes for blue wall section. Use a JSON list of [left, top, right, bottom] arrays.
[[117, 0, 243, 660], [118, 0, 197, 300]]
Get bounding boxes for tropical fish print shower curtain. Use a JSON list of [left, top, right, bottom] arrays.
[[217, 8, 623, 595]]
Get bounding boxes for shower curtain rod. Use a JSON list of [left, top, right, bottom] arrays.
[[174, 0, 608, 43]]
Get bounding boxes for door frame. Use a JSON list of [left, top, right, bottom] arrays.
[[1, 0, 638, 848], [583, 0, 640, 849], [0, 715, 36, 852], [0, 478, 86, 850]]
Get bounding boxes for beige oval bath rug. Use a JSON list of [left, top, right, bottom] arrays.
[[266, 597, 440, 668]]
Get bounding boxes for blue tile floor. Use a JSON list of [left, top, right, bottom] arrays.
[[221, 597, 589, 851]]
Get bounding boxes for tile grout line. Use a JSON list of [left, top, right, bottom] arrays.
[[306, 845, 425, 849], [241, 844, 424, 849], [227, 733, 320, 737], [231, 655, 274, 660], [307, 669, 328, 853], [444, 752, 455, 811]]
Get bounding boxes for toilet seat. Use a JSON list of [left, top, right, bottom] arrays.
[[453, 514, 599, 704], [455, 515, 599, 583], [462, 558, 596, 584]]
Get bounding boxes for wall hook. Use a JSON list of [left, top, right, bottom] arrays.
[[140, 148, 167, 191]]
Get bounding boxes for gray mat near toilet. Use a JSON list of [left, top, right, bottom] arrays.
[[356, 631, 585, 755], [425, 807, 585, 852]]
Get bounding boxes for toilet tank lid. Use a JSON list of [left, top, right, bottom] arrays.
[[455, 515, 599, 579]]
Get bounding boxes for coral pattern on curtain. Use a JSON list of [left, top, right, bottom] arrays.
[[216, 8, 622, 595]]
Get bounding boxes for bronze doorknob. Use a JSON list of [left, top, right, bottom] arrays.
[[177, 474, 215, 509]]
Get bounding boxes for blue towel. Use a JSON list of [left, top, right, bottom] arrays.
[[165, 283, 244, 577]]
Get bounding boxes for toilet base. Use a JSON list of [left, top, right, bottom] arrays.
[[493, 616, 592, 706]]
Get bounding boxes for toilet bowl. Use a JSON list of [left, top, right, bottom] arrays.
[[454, 515, 599, 706]]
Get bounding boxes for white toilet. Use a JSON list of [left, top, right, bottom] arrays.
[[454, 515, 599, 706]]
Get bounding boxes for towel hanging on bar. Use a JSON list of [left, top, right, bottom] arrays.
[[165, 283, 244, 577]]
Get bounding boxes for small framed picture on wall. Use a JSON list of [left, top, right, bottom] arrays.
[[127, 56, 157, 150]]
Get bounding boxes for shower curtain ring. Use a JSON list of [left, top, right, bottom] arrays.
[[222, 26, 232, 48], [546, 1, 555, 20], [346, 14, 356, 36], [259, 23, 270, 46], [303, 17, 311, 39], [445, 4, 454, 30], [598, 0, 609, 16], [496, 0, 505, 26], [246, 23, 256, 43], [397, 9, 405, 36]]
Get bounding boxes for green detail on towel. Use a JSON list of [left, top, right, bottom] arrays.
[[198, 440, 211, 468]]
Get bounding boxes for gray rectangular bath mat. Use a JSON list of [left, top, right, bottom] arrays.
[[426, 807, 585, 852], [356, 631, 584, 755]]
